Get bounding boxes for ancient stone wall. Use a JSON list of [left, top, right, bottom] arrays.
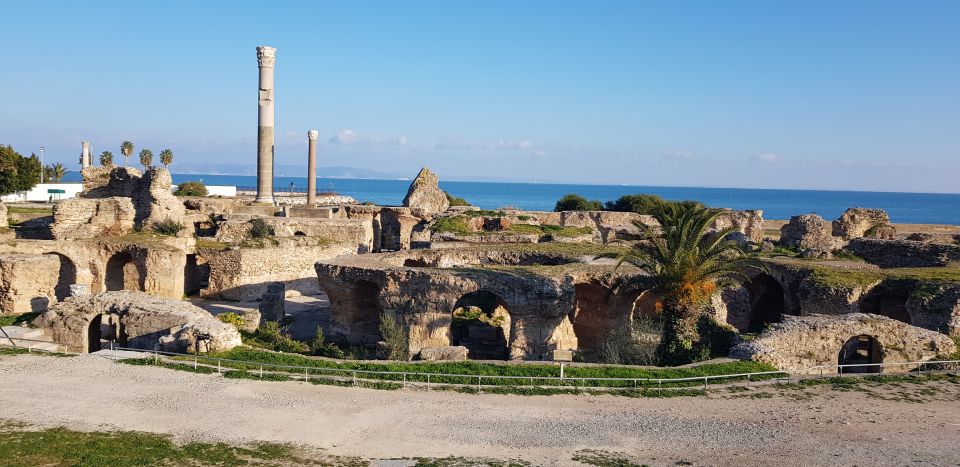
[[713, 209, 765, 245], [214, 217, 374, 253], [846, 238, 960, 268], [34, 291, 241, 353], [0, 254, 60, 314], [200, 240, 361, 301], [730, 313, 955, 373], [50, 197, 136, 240], [780, 214, 841, 256], [81, 167, 185, 230], [833, 208, 895, 240]]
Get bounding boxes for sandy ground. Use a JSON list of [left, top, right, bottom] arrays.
[[2, 354, 960, 465]]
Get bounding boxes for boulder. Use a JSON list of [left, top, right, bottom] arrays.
[[50, 197, 136, 240], [713, 209, 765, 245], [34, 291, 241, 353], [730, 313, 955, 373], [402, 167, 449, 215], [780, 214, 840, 255], [833, 208, 895, 240]]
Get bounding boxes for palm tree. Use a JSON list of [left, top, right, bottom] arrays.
[[159, 149, 173, 168], [611, 203, 762, 364], [120, 141, 134, 167], [46, 163, 67, 182], [139, 149, 153, 168], [100, 151, 114, 167]]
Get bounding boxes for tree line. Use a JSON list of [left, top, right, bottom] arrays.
[[554, 193, 703, 214]]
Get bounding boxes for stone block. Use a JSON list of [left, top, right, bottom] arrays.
[[419, 346, 469, 361]]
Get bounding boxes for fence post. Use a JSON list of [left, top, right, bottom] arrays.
[[194, 357, 197, 370], [427, 374, 431, 391], [352, 371, 356, 386], [477, 376, 481, 392], [217, 360, 221, 374], [403, 373, 406, 388], [260, 365, 263, 379], [704, 377, 708, 392], [305, 368, 308, 382]]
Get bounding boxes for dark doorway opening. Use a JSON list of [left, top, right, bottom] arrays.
[[747, 274, 786, 333], [838, 335, 882, 373], [451, 290, 510, 360]]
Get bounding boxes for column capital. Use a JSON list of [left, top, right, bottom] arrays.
[[308, 130, 319, 141], [256, 46, 277, 68]]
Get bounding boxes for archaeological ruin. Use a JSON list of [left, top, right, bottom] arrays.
[[2, 44, 958, 378]]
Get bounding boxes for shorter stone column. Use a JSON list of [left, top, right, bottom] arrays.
[[81, 141, 91, 169]]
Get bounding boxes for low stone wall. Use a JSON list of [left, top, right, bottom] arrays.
[[0, 254, 60, 314], [200, 241, 362, 301], [215, 218, 374, 252], [34, 291, 241, 353], [846, 238, 960, 268], [730, 313, 955, 373]]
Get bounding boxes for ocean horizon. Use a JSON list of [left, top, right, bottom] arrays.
[[61, 172, 960, 225]]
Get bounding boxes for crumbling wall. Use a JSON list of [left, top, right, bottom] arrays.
[[0, 254, 60, 314], [846, 238, 960, 268], [80, 166, 185, 230], [50, 197, 136, 240]]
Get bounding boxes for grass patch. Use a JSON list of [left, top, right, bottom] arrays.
[[195, 238, 230, 250], [0, 312, 40, 327], [191, 347, 779, 389], [5, 206, 52, 214], [0, 423, 353, 466], [431, 215, 473, 235], [808, 266, 883, 289], [118, 358, 217, 374], [572, 449, 648, 467]]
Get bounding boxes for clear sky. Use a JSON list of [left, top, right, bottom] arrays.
[[2, 0, 958, 192]]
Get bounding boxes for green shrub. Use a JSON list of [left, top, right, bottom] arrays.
[[604, 194, 704, 214], [379, 313, 410, 361], [309, 326, 346, 358], [554, 193, 603, 212], [255, 321, 309, 353], [593, 315, 663, 366], [248, 218, 272, 238], [217, 312, 245, 329], [445, 192, 471, 207], [173, 180, 208, 197], [151, 219, 184, 236]]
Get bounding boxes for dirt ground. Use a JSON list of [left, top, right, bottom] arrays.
[[2, 354, 959, 466]]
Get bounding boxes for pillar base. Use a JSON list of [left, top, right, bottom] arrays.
[[252, 197, 275, 205]]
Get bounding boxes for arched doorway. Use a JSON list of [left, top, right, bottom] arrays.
[[105, 251, 143, 292], [746, 274, 786, 333], [451, 290, 510, 360], [183, 254, 209, 297], [838, 335, 882, 374], [86, 313, 127, 352], [49, 253, 78, 301], [353, 281, 384, 345]]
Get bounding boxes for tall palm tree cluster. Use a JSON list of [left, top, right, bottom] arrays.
[[612, 203, 763, 364], [100, 141, 173, 169]]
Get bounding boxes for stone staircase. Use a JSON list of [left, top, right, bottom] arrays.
[[0, 326, 64, 352]]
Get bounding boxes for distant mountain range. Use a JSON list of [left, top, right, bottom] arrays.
[[171, 164, 407, 180]]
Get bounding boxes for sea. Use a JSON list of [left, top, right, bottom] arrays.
[[62, 172, 960, 225]]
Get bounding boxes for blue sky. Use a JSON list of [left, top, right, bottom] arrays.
[[2, 1, 958, 192]]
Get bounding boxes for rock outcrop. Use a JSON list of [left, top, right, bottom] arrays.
[[50, 197, 136, 240], [730, 313, 955, 373], [780, 214, 840, 256], [833, 208, 895, 240], [402, 167, 449, 215], [34, 291, 241, 353]]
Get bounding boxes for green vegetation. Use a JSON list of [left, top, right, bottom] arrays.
[[609, 203, 762, 365], [249, 218, 272, 238], [5, 205, 52, 215], [195, 238, 229, 250], [99, 150, 114, 167], [379, 313, 410, 361], [151, 218, 185, 236], [554, 193, 603, 212], [174, 180, 208, 197], [572, 449, 648, 467], [0, 423, 343, 467], [431, 215, 473, 235], [0, 145, 42, 196], [159, 148, 174, 168], [445, 191, 471, 206], [120, 140, 134, 167], [43, 162, 67, 183], [246, 321, 310, 353], [0, 312, 40, 327], [139, 148, 153, 168], [217, 312, 246, 329], [805, 263, 960, 290]]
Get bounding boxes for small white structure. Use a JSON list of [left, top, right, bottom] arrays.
[[1, 183, 85, 203]]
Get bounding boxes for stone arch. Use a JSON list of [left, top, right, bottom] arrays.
[[85, 312, 127, 353], [746, 273, 786, 333], [48, 253, 78, 301], [183, 254, 209, 297], [353, 280, 384, 345], [105, 251, 144, 292], [860, 284, 911, 324], [838, 334, 883, 373], [451, 290, 511, 360]]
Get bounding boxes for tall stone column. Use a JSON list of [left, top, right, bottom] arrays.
[[81, 141, 91, 169], [307, 130, 318, 206], [255, 46, 277, 204]]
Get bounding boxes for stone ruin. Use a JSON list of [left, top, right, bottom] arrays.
[[2, 160, 958, 372]]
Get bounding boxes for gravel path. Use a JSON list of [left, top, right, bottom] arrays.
[[2, 354, 959, 465]]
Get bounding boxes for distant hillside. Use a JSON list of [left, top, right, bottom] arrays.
[[171, 163, 404, 179]]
